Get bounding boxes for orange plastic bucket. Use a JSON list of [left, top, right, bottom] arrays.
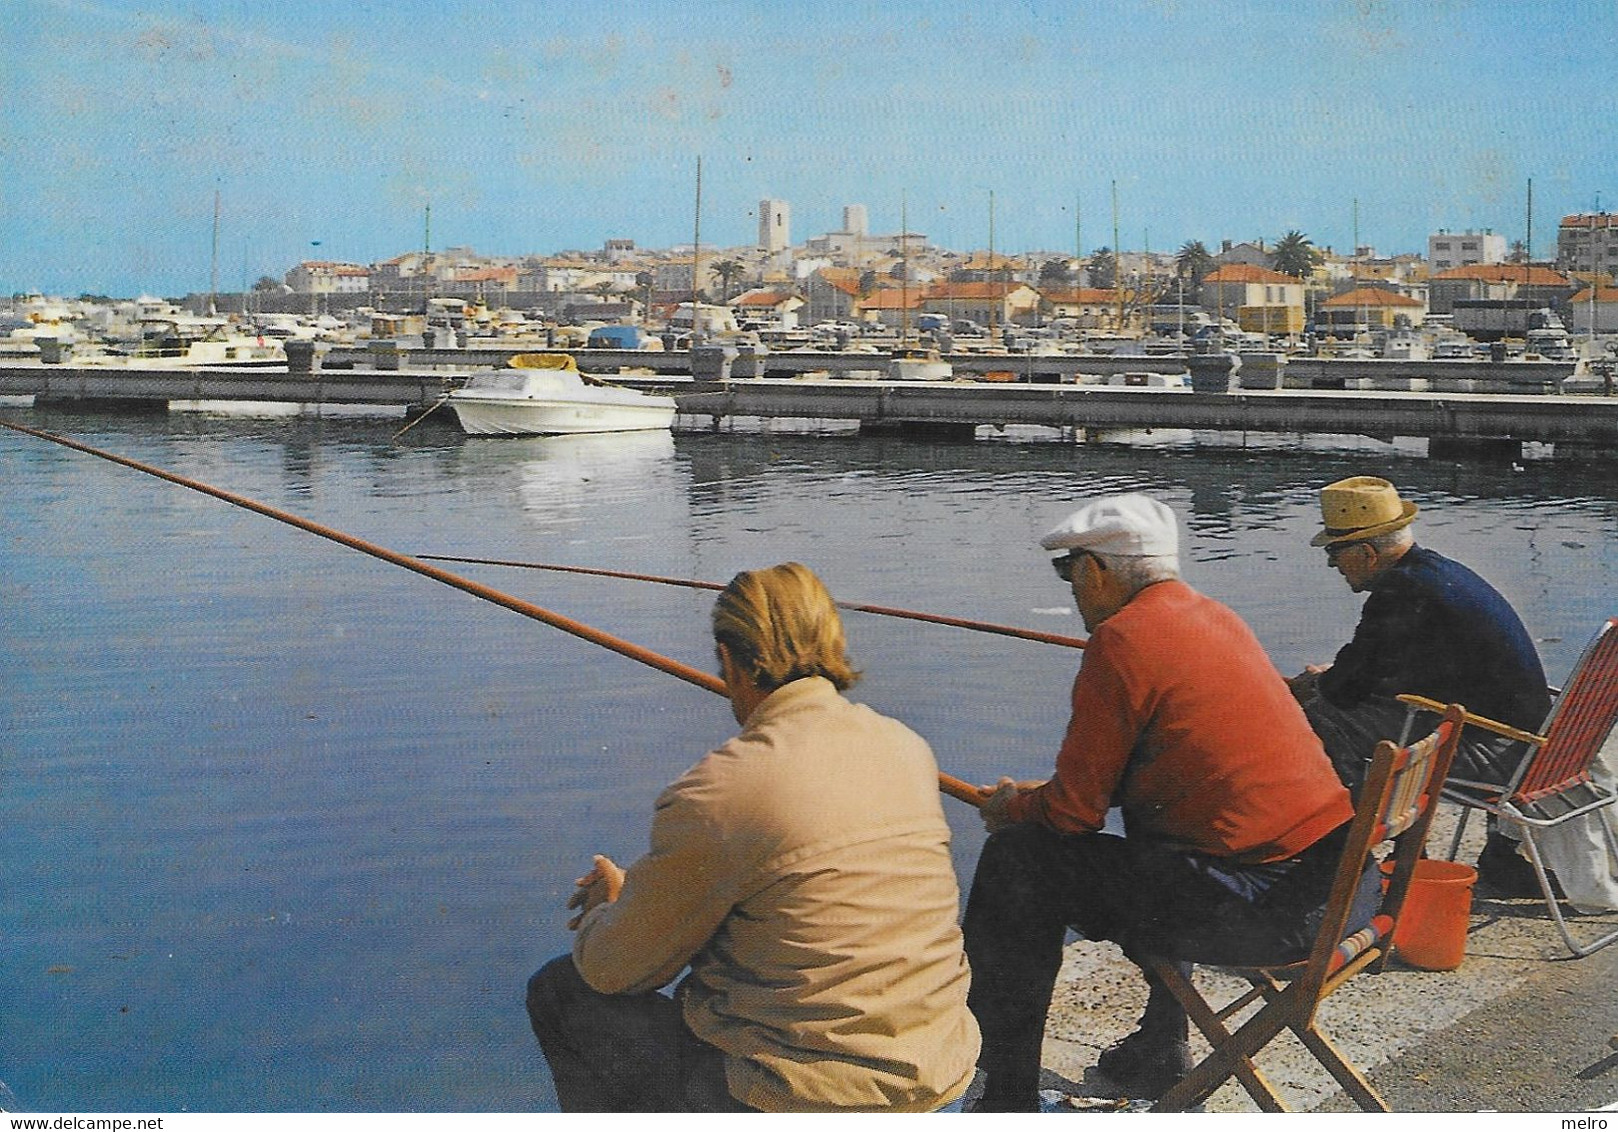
[[1381, 859, 1477, 970]]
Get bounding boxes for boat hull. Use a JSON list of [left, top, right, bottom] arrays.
[[447, 394, 676, 436], [103, 360, 289, 371], [888, 359, 954, 381], [78, 354, 288, 371]]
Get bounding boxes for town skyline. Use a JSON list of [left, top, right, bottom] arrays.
[[6, 0, 1616, 298]]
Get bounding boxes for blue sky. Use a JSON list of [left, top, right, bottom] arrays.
[[4, 0, 1615, 297]]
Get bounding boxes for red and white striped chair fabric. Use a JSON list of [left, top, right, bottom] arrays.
[[1402, 616, 1618, 958]]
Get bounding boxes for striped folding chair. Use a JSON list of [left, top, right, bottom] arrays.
[[1400, 616, 1618, 958], [1144, 705, 1465, 1113]]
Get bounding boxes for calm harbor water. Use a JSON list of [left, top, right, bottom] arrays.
[[3, 407, 1614, 1112]]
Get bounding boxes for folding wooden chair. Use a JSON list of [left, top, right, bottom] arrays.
[[1144, 705, 1465, 1113], [1400, 616, 1618, 958]]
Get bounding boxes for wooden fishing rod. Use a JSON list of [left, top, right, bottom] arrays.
[[0, 416, 988, 808], [416, 554, 1091, 651]]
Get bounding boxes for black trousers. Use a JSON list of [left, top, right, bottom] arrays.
[[525, 956, 754, 1112], [961, 822, 1373, 1102], [1301, 692, 1525, 792]]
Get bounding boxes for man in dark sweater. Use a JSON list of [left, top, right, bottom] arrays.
[[1289, 476, 1551, 892]]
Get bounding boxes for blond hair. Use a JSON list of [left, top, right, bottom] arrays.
[[712, 562, 860, 692]]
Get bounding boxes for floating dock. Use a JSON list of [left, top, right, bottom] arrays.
[[2, 357, 1614, 460]]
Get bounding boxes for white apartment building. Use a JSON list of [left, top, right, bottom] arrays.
[[759, 199, 791, 253], [284, 261, 370, 294], [1428, 229, 1505, 272], [1557, 213, 1618, 274]]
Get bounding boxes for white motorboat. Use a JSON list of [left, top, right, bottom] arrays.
[[446, 352, 677, 436], [887, 344, 954, 381], [1105, 371, 1189, 388]]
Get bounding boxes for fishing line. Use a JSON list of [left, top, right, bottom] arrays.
[[416, 554, 1089, 650], [0, 416, 987, 807]]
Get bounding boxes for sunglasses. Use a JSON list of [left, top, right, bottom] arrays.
[[1324, 541, 1368, 565], [1052, 551, 1096, 582]]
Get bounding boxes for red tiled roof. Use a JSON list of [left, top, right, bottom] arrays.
[[813, 267, 863, 295], [1320, 287, 1423, 308], [1042, 288, 1121, 305], [1429, 264, 1571, 285], [854, 287, 926, 311], [1559, 214, 1618, 228], [925, 281, 1030, 300], [1570, 286, 1618, 303], [732, 290, 796, 307], [1203, 264, 1296, 284]]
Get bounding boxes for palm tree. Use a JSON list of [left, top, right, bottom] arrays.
[[1272, 230, 1320, 278], [1175, 240, 1215, 291], [712, 259, 746, 301]]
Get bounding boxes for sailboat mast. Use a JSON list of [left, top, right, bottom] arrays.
[[1353, 198, 1363, 341], [694, 157, 704, 346], [900, 192, 909, 341], [1112, 180, 1122, 332], [1525, 177, 1534, 263], [209, 188, 220, 316], [987, 190, 996, 337], [1143, 226, 1150, 323]]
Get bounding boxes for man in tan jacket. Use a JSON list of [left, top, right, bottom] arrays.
[[525, 562, 980, 1112]]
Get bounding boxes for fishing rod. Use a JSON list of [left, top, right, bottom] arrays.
[[416, 554, 1090, 651], [0, 416, 988, 808]]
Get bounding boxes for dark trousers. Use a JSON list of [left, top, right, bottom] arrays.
[[1301, 692, 1525, 792], [525, 956, 754, 1112], [961, 822, 1371, 1108]]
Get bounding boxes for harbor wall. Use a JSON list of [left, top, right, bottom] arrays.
[[3, 361, 1615, 458]]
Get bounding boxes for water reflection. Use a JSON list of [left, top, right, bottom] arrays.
[[3, 410, 1616, 1113], [506, 431, 679, 516]]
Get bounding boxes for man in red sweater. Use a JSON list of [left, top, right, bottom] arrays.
[[962, 494, 1364, 1111]]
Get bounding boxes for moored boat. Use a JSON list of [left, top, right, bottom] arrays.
[[887, 344, 954, 381], [885, 192, 954, 382], [80, 315, 286, 370], [446, 352, 677, 436]]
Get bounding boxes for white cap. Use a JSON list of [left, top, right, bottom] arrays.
[[1040, 494, 1179, 558]]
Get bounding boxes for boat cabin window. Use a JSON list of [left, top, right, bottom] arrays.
[[463, 371, 529, 392]]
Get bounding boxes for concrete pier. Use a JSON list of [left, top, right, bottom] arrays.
[[3, 360, 1615, 460], [306, 343, 1575, 395], [0, 361, 456, 411], [648, 377, 1618, 459]]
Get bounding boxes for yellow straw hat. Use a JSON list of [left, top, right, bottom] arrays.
[[1309, 476, 1419, 547]]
